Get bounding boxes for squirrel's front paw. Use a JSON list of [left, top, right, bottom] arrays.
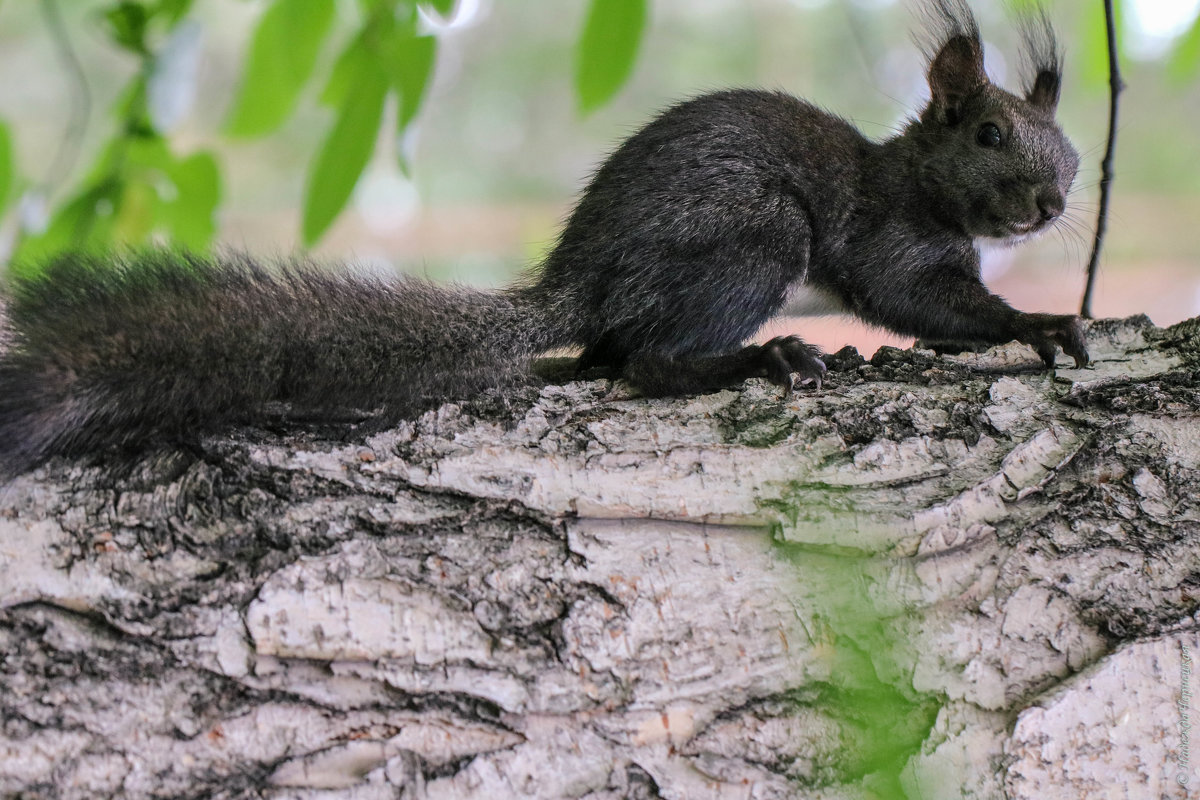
[[758, 336, 827, 392], [1021, 314, 1089, 369]]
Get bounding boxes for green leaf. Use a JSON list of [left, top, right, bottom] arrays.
[[153, 0, 194, 28], [110, 74, 152, 138], [575, 0, 647, 114], [320, 30, 373, 109], [1168, 9, 1200, 82], [102, 1, 151, 55], [113, 179, 159, 244], [422, 0, 456, 17], [0, 120, 13, 219], [161, 151, 221, 249], [302, 69, 388, 246], [125, 135, 173, 177], [225, 0, 336, 137], [357, 0, 400, 14], [378, 26, 437, 132], [14, 182, 121, 265], [116, 136, 218, 248]]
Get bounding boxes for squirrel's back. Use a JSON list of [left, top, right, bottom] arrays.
[[535, 89, 868, 367]]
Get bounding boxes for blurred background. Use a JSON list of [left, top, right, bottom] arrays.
[[0, 0, 1197, 357]]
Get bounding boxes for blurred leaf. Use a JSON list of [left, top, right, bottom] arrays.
[[0, 120, 13, 219], [102, 1, 150, 55], [357, 0, 403, 13], [575, 0, 647, 114], [1167, 9, 1200, 82], [378, 26, 437, 131], [422, 0, 455, 16], [322, 5, 436, 176], [14, 182, 121, 265], [226, 0, 336, 137], [113, 179, 159, 244], [161, 151, 220, 249], [153, 0, 194, 28], [302, 70, 388, 246], [1080, 0, 1125, 88], [125, 134, 173, 171], [110, 74, 152, 137], [321, 29, 372, 109]]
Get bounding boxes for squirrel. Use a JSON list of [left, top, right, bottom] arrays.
[[0, 0, 1088, 477]]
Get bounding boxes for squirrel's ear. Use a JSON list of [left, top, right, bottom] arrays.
[[927, 34, 987, 123], [1026, 69, 1061, 110], [1017, 9, 1063, 111]]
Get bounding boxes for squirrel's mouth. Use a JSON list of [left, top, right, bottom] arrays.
[[976, 214, 1049, 243], [1006, 219, 1041, 235], [984, 208, 1051, 239], [997, 214, 1053, 239]]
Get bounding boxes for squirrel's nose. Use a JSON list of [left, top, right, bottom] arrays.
[[1037, 189, 1064, 222]]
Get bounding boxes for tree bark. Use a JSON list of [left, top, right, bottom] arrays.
[[3, 314, 1200, 799]]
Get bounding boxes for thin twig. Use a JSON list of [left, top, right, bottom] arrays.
[[1080, 0, 1122, 319]]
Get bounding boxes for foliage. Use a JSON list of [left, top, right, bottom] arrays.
[[296, 1, 434, 245], [223, 0, 336, 138], [10, 0, 222, 273], [2, 0, 650, 268], [1, 0, 1197, 271], [0, 122, 13, 222], [575, 0, 647, 114]]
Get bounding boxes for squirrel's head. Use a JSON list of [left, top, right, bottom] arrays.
[[910, 0, 1079, 242]]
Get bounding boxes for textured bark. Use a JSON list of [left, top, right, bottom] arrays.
[[3, 314, 1200, 799]]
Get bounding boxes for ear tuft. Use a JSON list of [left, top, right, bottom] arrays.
[[1017, 7, 1063, 110], [1028, 69, 1060, 109], [916, 0, 987, 119]]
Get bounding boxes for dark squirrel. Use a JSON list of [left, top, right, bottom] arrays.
[[0, 0, 1087, 476]]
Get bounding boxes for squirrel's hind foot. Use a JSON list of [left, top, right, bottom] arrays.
[[621, 337, 827, 398]]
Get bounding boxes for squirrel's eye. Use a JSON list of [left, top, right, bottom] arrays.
[[976, 123, 1002, 147]]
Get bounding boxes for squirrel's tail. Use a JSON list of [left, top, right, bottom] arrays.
[[0, 251, 567, 476]]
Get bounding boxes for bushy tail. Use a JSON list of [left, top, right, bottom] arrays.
[[0, 251, 563, 476]]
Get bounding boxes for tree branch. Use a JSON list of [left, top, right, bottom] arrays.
[[4, 315, 1200, 797], [1081, 0, 1123, 319]]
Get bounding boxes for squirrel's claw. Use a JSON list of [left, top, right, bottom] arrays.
[[1022, 313, 1089, 371], [760, 336, 826, 394]]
